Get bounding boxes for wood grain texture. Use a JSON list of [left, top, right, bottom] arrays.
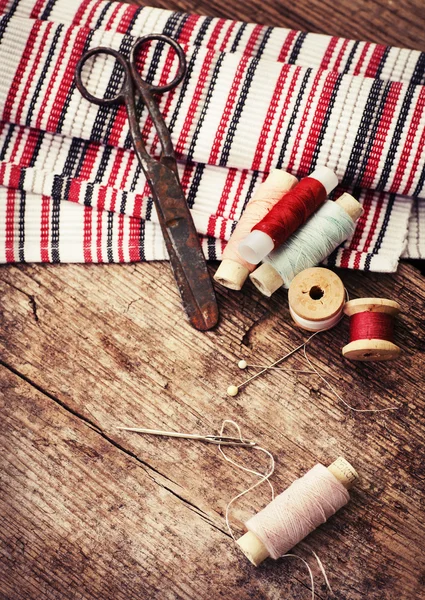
[[1, 0, 425, 599]]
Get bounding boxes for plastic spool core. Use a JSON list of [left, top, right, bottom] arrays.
[[342, 298, 401, 361], [288, 267, 345, 331]]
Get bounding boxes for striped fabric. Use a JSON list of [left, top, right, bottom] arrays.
[[0, 0, 423, 268]]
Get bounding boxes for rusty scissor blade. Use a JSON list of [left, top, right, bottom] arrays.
[[148, 162, 219, 331]]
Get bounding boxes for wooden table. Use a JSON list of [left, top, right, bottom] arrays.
[[1, 0, 425, 598]]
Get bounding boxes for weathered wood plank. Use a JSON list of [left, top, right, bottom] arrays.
[[1, 260, 425, 599]]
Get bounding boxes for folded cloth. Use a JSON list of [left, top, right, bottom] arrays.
[[0, 0, 423, 268]]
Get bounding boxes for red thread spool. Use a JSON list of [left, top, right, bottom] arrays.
[[342, 298, 401, 361], [238, 167, 338, 264]]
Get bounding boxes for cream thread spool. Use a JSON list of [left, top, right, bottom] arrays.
[[288, 268, 346, 332], [250, 193, 363, 297], [237, 457, 358, 566], [342, 298, 401, 361], [214, 170, 298, 290]]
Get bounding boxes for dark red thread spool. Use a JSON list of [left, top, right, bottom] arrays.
[[238, 167, 338, 265], [342, 298, 401, 361]]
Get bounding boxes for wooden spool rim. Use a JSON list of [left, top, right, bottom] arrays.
[[343, 298, 400, 317], [288, 267, 345, 322], [342, 339, 401, 361]]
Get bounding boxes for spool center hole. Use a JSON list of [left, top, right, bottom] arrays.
[[309, 285, 324, 300]]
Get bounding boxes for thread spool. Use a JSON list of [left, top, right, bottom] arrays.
[[288, 268, 345, 332], [342, 299, 401, 361], [214, 170, 298, 290], [237, 457, 358, 566], [238, 167, 338, 265], [250, 193, 363, 297]]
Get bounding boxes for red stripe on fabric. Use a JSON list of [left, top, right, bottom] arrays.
[[40, 194, 50, 262], [79, 143, 101, 180], [119, 151, 136, 191], [403, 88, 425, 195], [110, 188, 118, 213], [72, 0, 94, 26], [96, 207, 103, 262], [97, 186, 107, 212], [353, 43, 370, 76], [360, 82, 402, 189], [320, 36, 338, 70], [129, 216, 141, 261], [206, 214, 217, 238], [365, 45, 386, 78], [45, 26, 91, 132], [108, 149, 125, 188], [30, 0, 47, 18], [264, 65, 301, 173], [178, 14, 201, 46], [287, 69, 324, 174], [104, 2, 122, 31], [118, 213, 125, 262], [219, 19, 237, 52], [346, 190, 374, 268], [9, 164, 22, 188], [251, 66, 290, 171], [216, 168, 237, 220], [16, 22, 54, 124], [133, 185, 145, 219], [116, 4, 139, 34], [334, 39, 349, 71], [298, 71, 339, 174], [175, 49, 216, 157], [229, 170, 248, 220], [19, 130, 39, 167], [245, 24, 264, 57], [68, 179, 81, 203], [3, 20, 43, 123], [392, 87, 425, 194], [83, 205, 92, 262], [9, 129, 24, 164], [209, 54, 250, 164], [84, 0, 104, 28], [180, 162, 195, 194], [277, 30, 297, 63], [5, 188, 16, 262], [205, 18, 226, 51]]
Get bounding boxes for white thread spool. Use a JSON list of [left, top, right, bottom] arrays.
[[288, 268, 346, 332], [250, 193, 362, 297], [237, 457, 358, 566]]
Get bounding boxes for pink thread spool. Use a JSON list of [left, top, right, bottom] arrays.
[[237, 457, 358, 566]]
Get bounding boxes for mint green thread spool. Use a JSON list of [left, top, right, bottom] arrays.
[[250, 193, 362, 297]]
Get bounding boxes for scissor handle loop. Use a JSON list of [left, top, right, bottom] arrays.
[[75, 46, 132, 106], [129, 34, 186, 94]]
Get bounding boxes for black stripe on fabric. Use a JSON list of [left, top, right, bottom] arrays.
[[26, 24, 64, 127], [29, 131, 45, 168], [167, 45, 200, 136], [0, 13, 13, 44], [57, 29, 95, 134], [375, 46, 391, 80], [51, 193, 61, 263], [62, 139, 84, 177], [240, 170, 259, 213], [351, 81, 391, 188], [186, 163, 204, 209], [192, 16, 213, 46], [219, 28, 273, 167], [371, 193, 395, 256], [94, 145, 112, 184], [74, 140, 91, 178], [18, 190, 26, 262], [107, 211, 114, 263], [93, 2, 115, 30], [309, 73, 344, 172], [377, 83, 416, 190], [276, 69, 312, 169], [288, 32, 307, 64], [139, 219, 146, 261], [121, 12, 181, 150], [341, 78, 384, 186], [0, 123, 15, 161], [84, 183, 94, 207], [120, 191, 128, 214], [411, 52, 425, 85], [342, 41, 359, 75], [186, 53, 225, 162], [40, 0, 58, 20], [207, 236, 216, 261], [129, 163, 142, 193], [230, 22, 247, 53], [413, 162, 425, 198]]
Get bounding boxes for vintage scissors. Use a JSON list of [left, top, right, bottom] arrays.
[[75, 35, 219, 331]]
